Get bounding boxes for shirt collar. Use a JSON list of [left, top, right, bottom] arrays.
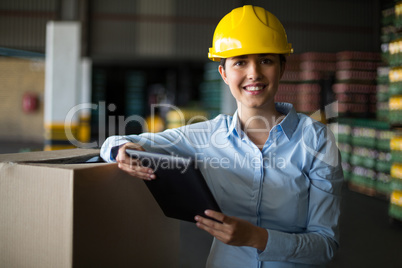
[[226, 110, 242, 138], [275, 102, 299, 140], [225, 102, 299, 140]]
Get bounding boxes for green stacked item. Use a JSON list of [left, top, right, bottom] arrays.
[[390, 190, 402, 221], [349, 122, 378, 191], [381, 1, 402, 221], [380, 4, 394, 65], [351, 166, 376, 190], [389, 161, 402, 220], [388, 4, 402, 127], [335, 121, 352, 180], [389, 134, 402, 221], [376, 66, 390, 121], [91, 69, 107, 136], [336, 118, 394, 196], [389, 99, 402, 126], [375, 127, 394, 195], [126, 71, 146, 116], [201, 62, 222, 119], [125, 71, 146, 134], [390, 136, 402, 188]]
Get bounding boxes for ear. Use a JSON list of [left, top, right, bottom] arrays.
[[279, 61, 286, 79], [218, 65, 229, 85]]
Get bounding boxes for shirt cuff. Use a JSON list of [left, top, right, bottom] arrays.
[[100, 136, 130, 162], [110, 145, 121, 161], [257, 229, 297, 262]]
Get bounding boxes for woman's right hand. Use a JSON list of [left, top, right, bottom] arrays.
[[115, 142, 156, 180]]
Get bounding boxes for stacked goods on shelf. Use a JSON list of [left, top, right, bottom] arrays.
[[349, 120, 378, 195], [389, 95, 402, 125], [276, 54, 300, 109], [376, 67, 390, 121], [390, 190, 402, 221], [333, 83, 377, 117], [91, 69, 107, 137], [383, 2, 402, 222], [388, 67, 402, 126], [126, 71, 146, 116], [277, 52, 336, 118], [125, 71, 146, 134], [390, 135, 402, 220], [391, 136, 402, 190], [298, 52, 336, 114], [336, 118, 393, 197], [389, 2, 402, 66], [395, 1, 402, 28], [380, 5, 395, 64], [333, 51, 381, 118], [336, 119, 353, 181], [200, 62, 222, 119], [375, 127, 394, 196], [388, 38, 402, 66]]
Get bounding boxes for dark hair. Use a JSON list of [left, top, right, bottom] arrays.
[[219, 54, 287, 70]]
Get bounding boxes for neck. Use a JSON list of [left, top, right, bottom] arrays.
[[237, 103, 283, 133]]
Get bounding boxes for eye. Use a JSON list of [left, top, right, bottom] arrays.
[[261, 58, 273, 64], [234, 60, 245, 66]]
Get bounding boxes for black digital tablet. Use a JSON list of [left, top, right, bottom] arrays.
[[125, 149, 221, 223]]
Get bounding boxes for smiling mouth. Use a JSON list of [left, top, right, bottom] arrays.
[[244, 85, 265, 91]]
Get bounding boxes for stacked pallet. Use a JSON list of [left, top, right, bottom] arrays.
[[277, 52, 337, 115], [336, 118, 394, 197], [376, 66, 390, 121], [390, 135, 402, 220], [384, 2, 402, 222], [333, 51, 381, 118], [276, 54, 300, 109], [388, 67, 402, 125], [298, 52, 336, 114]]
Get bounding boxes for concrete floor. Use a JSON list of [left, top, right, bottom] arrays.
[[328, 187, 402, 267], [2, 141, 402, 267]]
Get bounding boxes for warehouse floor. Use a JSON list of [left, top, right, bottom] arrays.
[[328, 186, 402, 267], [1, 141, 402, 267]]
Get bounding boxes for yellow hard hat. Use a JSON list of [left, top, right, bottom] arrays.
[[208, 5, 293, 61]]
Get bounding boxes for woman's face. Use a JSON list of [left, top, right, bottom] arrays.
[[219, 54, 285, 111]]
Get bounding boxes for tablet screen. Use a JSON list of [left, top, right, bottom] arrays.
[[126, 149, 221, 223]]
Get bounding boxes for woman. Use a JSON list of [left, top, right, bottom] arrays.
[[101, 5, 343, 267]]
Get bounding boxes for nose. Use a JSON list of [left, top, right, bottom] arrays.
[[247, 62, 262, 80]]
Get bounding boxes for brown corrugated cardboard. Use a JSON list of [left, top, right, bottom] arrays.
[[0, 149, 179, 268]]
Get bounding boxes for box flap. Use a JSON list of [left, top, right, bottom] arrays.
[[0, 149, 101, 164]]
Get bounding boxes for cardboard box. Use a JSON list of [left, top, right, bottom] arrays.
[[0, 149, 179, 268]]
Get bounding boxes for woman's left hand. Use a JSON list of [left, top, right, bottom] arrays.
[[195, 210, 268, 251]]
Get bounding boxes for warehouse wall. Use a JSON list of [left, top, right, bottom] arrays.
[[90, 0, 381, 62], [0, 0, 381, 61], [0, 0, 58, 52], [0, 57, 45, 142]]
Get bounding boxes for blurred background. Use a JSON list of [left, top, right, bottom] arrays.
[[0, 0, 389, 149]]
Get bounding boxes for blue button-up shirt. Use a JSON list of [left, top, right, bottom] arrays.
[[101, 103, 343, 268]]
